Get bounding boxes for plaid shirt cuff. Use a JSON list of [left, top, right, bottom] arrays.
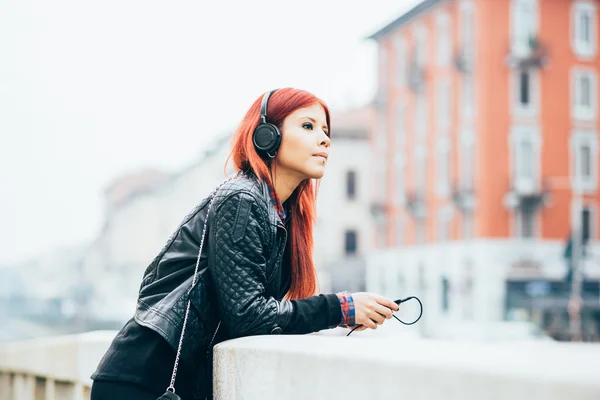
[[335, 291, 355, 327]]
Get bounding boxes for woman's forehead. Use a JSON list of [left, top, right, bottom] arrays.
[[289, 104, 328, 123]]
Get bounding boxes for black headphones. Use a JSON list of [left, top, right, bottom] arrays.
[[253, 89, 281, 159]]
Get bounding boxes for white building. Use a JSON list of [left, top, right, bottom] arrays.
[[314, 106, 375, 293], [365, 239, 600, 340]]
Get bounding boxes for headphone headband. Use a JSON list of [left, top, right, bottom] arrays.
[[260, 89, 277, 124]]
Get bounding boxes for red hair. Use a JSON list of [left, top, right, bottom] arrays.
[[226, 88, 331, 300]]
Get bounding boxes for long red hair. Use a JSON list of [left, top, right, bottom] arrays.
[[226, 88, 331, 300]]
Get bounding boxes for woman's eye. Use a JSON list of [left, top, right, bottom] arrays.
[[302, 122, 314, 130]]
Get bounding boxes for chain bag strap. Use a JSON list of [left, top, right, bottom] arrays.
[[157, 173, 240, 400]]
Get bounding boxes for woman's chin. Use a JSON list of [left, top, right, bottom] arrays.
[[306, 166, 326, 180]]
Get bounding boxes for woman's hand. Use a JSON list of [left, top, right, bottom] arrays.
[[351, 292, 399, 330]]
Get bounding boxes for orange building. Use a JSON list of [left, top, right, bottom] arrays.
[[366, 0, 600, 341], [369, 0, 600, 248]]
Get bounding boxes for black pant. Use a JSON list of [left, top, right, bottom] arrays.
[[91, 380, 161, 400]]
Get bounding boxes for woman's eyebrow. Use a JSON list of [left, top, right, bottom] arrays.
[[301, 116, 328, 130]]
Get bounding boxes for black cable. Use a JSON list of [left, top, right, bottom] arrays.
[[346, 296, 423, 336]]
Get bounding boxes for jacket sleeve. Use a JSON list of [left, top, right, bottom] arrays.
[[207, 191, 342, 338]]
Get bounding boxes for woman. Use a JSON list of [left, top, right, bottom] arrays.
[[90, 88, 400, 400]]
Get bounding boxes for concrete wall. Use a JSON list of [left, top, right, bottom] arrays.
[[1, 330, 599, 400], [0, 331, 115, 400], [214, 330, 600, 400]]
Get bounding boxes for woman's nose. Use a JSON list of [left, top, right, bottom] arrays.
[[319, 131, 331, 147]]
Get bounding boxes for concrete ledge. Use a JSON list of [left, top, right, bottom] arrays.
[[214, 329, 600, 400], [2, 329, 599, 400], [0, 331, 116, 387]]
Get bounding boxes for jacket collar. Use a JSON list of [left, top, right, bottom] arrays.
[[245, 170, 286, 228]]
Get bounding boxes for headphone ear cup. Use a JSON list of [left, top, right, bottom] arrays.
[[253, 123, 281, 155]]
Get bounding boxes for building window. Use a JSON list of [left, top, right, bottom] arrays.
[[572, 1, 597, 58], [571, 130, 598, 192], [517, 208, 536, 238], [581, 144, 592, 178], [572, 69, 597, 121], [437, 138, 451, 196], [397, 271, 406, 295], [416, 95, 428, 140], [517, 141, 534, 180], [441, 276, 450, 312], [344, 230, 358, 255], [462, 261, 474, 319], [581, 206, 595, 242], [346, 170, 356, 200], [375, 117, 388, 198], [394, 36, 406, 87], [568, 205, 596, 246], [437, 206, 454, 242], [463, 212, 474, 239], [416, 221, 427, 244], [418, 263, 427, 291], [462, 74, 475, 120], [437, 77, 452, 130], [457, 1, 475, 75], [376, 157, 387, 198], [376, 115, 387, 150], [414, 24, 428, 67], [460, 1, 475, 48], [512, 69, 539, 116], [396, 100, 406, 148], [511, 126, 540, 193], [519, 71, 530, 105], [376, 228, 386, 249], [436, 11, 452, 68], [415, 146, 427, 196], [394, 153, 406, 204], [459, 130, 475, 190], [395, 214, 404, 246], [511, 0, 538, 55]]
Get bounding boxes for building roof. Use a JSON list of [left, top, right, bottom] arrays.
[[329, 105, 374, 140], [367, 0, 443, 40], [103, 168, 172, 209]]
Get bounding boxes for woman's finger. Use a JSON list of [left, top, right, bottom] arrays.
[[369, 311, 385, 325], [365, 318, 377, 329], [373, 294, 400, 312], [374, 303, 393, 319], [369, 308, 386, 325]]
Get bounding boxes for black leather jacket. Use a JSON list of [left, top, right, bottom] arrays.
[[131, 171, 342, 398]]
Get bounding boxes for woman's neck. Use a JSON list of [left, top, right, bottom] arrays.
[[269, 167, 303, 203]]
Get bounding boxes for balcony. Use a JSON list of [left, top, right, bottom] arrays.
[[406, 192, 426, 219], [454, 47, 473, 74], [503, 183, 549, 212], [370, 201, 387, 225], [1, 330, 600, 399], [505, 36, 549, 70], [452, 185, 476, 212], [407, 55, 426, 94]]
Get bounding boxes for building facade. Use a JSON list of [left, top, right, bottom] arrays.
[[367, 0, 600, 341], [314, 106, 375, 293]]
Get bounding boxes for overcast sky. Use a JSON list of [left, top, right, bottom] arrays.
[[0, 0, 420, 265]]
